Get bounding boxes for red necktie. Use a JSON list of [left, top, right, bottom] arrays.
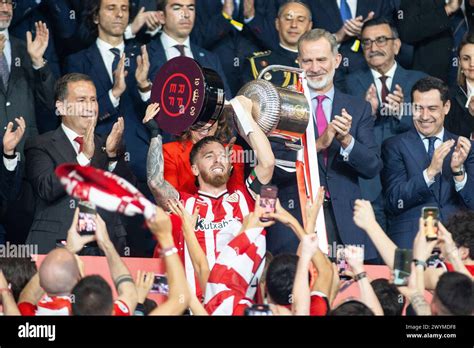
[[315, 95, 328, 166], [74, 136, 84, 153], [379, 75, 389, 104]]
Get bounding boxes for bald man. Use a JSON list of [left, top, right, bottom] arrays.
[[18, 248, 81, 315]]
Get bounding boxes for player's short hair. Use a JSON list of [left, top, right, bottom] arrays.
[[72, 275, 114, 316], [189, 136, 225, 165]]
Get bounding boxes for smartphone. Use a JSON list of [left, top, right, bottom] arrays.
[[244, 304, 273, 316], [259, 185, 278, 222], [422, 207, 439, 241], [77, 201, 97, 235], [336, 248, 352, 281], [150, 274, 169, 295], [392, 248, 412, 286]]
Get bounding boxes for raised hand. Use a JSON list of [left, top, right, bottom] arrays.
[[26, 21, 49, 68], [106, 117, 125, 158], [136, 45, 151, 90], [130, 7, 148, 35], [426, 139, 455, 179], [82, 116, 96, 160], [66, 208, 96, 254], [365, 84, 379, 116], [384, 84, 404, 117], [3, 117, 25, 156], [305, 186, 325, 235], [353, 199, 377, 231], [243, 0, 255, 19], [333, 108, 353, 147], [450, 136, 471, 173], [135, 270, 154, 304], [112, 53, 128, 99]]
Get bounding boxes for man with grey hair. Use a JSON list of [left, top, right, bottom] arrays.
[[298, 28, 382, 261]]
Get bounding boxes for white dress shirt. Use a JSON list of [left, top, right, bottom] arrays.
[[160, 31, 194, 60], [61, 123, 117, 171], [418, 128, 467, 191]]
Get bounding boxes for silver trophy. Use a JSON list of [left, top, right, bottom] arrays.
[[230, 65, 310, 147]]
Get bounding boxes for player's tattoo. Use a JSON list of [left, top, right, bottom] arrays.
[[409, 293, 431, 316], [147, 135, 179, 208]]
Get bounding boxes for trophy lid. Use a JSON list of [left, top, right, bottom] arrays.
[[151, 57, 225, 135]]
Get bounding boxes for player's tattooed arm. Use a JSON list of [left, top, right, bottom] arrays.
[[147, 135, 179, 208]]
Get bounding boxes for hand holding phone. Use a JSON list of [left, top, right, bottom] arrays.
[[392, 248, 412, 286], [259, 185, 278, 222], [422, 207, 439, 241], [78, 201, 97, 235]]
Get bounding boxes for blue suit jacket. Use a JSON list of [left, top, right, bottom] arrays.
[[65, 42, 150, 182], [307, 0, 393, 74], [147, 37, 232, 99], [318, 90, 382, 260], [382, 128, 474, 248], [345, 64, 427, 201], [192, 0, 262, 96]]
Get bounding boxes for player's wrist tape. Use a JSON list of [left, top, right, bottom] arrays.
[[354, 272, 367, 281], [229, 98, 255, 136], [160, 246, 178, 258]]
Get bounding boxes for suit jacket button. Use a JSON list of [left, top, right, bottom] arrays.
[[6, 102, 10, 107]]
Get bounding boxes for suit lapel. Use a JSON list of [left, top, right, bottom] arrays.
[[391, 65, 406, 94], [148, 38, 168, 80], [440, 131, 457, 200], [51, 127, 78, 163], [356, 69, 373, 93], [86, 44, 113, 93], [401, 129, 430, 172], [326, 90, 345, 171], [191, 44, 207, 66]]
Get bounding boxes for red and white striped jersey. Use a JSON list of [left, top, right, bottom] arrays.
[[176, 180, 256, 298]]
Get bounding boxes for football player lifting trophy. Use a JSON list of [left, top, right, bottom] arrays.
[[151, 57, 328, 252]]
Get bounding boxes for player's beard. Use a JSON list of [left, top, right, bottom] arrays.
[[200, 168, 231, 187]]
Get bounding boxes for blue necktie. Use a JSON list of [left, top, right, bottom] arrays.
[[340, 0, 352, 23], [110, 48, 121, 80], [426, 137, 437, 161]]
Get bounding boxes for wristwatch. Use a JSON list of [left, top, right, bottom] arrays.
[[138, 80, 153, 93]]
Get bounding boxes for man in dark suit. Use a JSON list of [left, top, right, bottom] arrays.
[[0, 3, 55, 151], [345, 18, 427, 230], [305, 0, 393, 76], [382, 76, 474, 249], [65, 0, 152, 183], [192, 0, 263, 96], [25, 73, 137, 255], [147, 0, 231, 98], [397, 0, 461, 83], [297, 29, 382, 260], [0, 116, 25, 244]]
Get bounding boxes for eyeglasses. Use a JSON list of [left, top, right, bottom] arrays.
[[190, 122, 214, 134], [361, 36, 396, 49]]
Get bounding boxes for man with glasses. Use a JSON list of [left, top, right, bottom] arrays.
[[345, 18, 427, 232]]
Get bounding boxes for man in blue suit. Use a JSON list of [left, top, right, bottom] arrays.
[[191, 0, 264, 96], [297, 29, 382, 260], [304, 0, 393, 76], [147, 0, 231, 98], [382, 76, 474, 249], [65, 0, 151, 183], [345, 18, 427, 230]]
